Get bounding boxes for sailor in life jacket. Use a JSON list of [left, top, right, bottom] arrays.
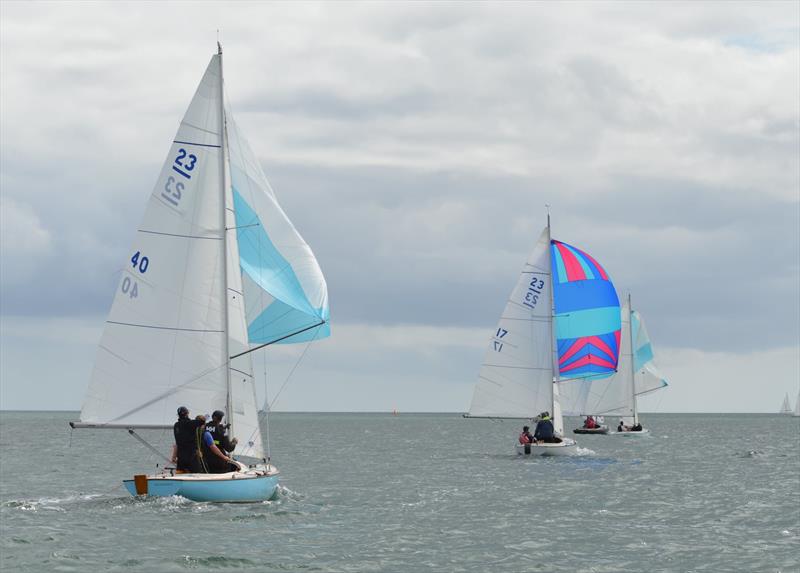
[[171, 406, 203, 473], [206, 410, 239, 472], [195, 415, 236, 473], [518, 425, 534, 444]]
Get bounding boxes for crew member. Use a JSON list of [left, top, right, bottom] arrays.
[[518, 425, 534, 444], [196, 415, 235, 473], [205, 410, 239, 458], [171, 406, 202, 473], [533, 411, 559, 443]]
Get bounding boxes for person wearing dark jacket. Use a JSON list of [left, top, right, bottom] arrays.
[[205, 410, 239, 456], [196, 415, 236, 474], [201, 410, 239, 473], [533, 412, 560, 443], [171, 406, 203, 473]]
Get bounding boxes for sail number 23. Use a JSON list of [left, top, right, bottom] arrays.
[[161, 148, 198, 207], [522, 277, 545, 310]]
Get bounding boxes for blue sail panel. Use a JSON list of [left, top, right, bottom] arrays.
[[248, 299, 330, 344], [551, 240, 621, 379]]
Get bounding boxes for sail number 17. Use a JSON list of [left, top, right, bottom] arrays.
[[493, 328, 508, 352]]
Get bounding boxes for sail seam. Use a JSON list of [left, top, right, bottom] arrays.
[[138, 229, 222, 240], [481, 364, 551, 370], [106, 321, 223, 333], [173, 139, 222, 148]]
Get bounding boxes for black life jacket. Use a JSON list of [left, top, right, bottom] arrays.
[[198, 427, 230, 473], [205, 421, 228, 451], [173, 418, 200, 470]]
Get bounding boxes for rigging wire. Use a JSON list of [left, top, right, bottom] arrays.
[[268, 327, 320, 410]]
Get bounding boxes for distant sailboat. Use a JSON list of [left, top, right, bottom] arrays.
[[70, 45, 330, 502], [779, 393, 792, 415], [793, 392, 800, 417], [561, 294, 668, 437], [465, 216, 621, 455]]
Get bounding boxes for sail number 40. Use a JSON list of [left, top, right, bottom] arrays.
[[130, 251, 149, 273], [121, 251, 149, 299]]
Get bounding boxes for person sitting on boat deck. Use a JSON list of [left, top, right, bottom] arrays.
[[617, 419, 630, 432], [518, 425, 534, 444], [195, 415, 236, 474], [171, 406, 203, 473], [584, 416, 597, 429], [631, 422, 643, 432], [533, 411, 560, 443], [206, 410, 239, 457]]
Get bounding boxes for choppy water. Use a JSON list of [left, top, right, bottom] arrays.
[[1, 412, 798, 572]]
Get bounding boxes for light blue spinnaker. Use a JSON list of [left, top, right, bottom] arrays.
[[227, 113, 330, 345], [631, 310, 667, 396]]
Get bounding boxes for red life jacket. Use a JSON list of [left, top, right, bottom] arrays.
[[519, 432, 531, 444]]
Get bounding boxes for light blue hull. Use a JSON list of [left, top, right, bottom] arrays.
[[123, 474, 279, 503]]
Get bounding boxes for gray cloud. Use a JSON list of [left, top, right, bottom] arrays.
[[1, 1, 797, 410]]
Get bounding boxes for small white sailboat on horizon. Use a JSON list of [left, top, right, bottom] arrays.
[[793, 391, 800, 417], [779, 393, 792, 415], [70, 44, 330, 502], [465, 216, 622, 456]]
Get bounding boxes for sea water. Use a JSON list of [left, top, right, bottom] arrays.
[[1, 412, 798, 572]]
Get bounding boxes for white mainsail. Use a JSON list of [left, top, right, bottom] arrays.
[[779, 393, 792, 415], [467, 227, 559, 427], [76, 49, 329, 463], [79, 56, 228, 430]]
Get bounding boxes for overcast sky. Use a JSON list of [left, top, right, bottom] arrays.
[[1, 1, 798, 413]]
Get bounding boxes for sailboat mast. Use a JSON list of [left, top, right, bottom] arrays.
[[546, 214, 559, 419], [218, 43, 234, 437], [628, 293, 639, 425]]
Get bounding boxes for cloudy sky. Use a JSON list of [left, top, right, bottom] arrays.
[[1, 1, 798, 413]]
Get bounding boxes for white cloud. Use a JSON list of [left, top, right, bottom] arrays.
[[0, 2, 797, 411]]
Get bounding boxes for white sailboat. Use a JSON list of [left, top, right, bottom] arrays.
[[70, 45, 330, 502], [561, 294, 668, 437], [793, 392, 800, 417], [779, 393, 792, 415], [466, 217, 622, 456]]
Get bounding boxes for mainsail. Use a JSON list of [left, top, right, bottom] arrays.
[[75, 51, 329, 462], [468, 227, 555, 420]]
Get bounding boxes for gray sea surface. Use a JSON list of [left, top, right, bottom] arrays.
[[1, 412, 798, 572]]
